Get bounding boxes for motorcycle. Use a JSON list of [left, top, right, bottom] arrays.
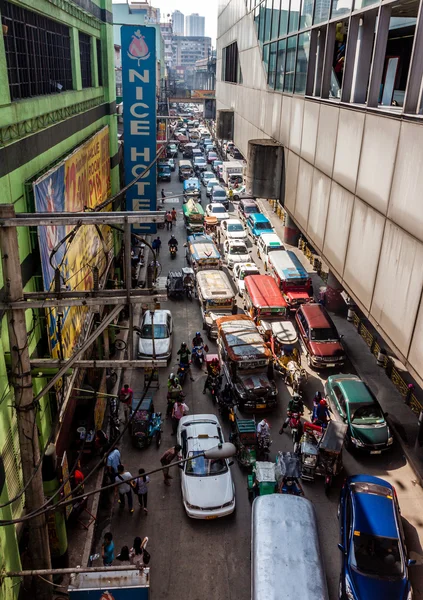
[[169, 244, 177, 259], [192, 345, 206, 367], [218, 395, 235, 426], [288, 412, 303, 453], [185, 281, 194, 301], [166, 389, 185, 417], [204, 374, 222, 401], [177, 362, 189, 385], [257, 432, 272, 461]]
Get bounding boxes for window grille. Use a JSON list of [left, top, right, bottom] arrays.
[[1, 0, 73, 101], [2, 416, 25, 519], [96, 38, 103, 86], [79, 32, 92, 88]]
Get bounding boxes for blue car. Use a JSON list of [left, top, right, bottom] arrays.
[[246, 213, 274, 242], [338, 475, 414, 600]]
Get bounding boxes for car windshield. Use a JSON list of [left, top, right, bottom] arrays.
[[228, 223, 243, 232], [352, 533, 403, 578], [213, 207, 226, 213], [244, 205, 258, 214], [256, 222, 272, 230], [185, 450, 228, 477], [240, 270, 259, 280], [204, 173, 213, 179], [230, 245, 247, 255], [141, 324, 168, 339], [213, 190, 226, 197], [350, 403, 384, 423], [310, 327, 339, 341]]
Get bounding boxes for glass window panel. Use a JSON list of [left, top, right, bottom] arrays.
[[284, 35, 297, 91], [263, 43, 270, 74], [275, 38, 287, 90], [264, 0, 273, 41], [331, 0, 352, 17], [254, 5, 260, 33], [313, 0, 330, 23], [268, 41, 278, 88], [354, 0, 378, 8], [259, 1, 266, 43], [294, 31, 310, 94], [279, 0, 290, 36], [288, 0, 301, 32], [300, 0, 314, 28], [272, 0, 281, 38]]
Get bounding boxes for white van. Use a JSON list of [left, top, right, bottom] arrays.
[[256, 233, 285, 268]]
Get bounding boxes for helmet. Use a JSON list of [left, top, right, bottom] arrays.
[[170, 373, 175, 380], [292, 393, 301, 400], [212, 357, 219, 363], [196, 331, 201, 336], [181, 342, 187, 348]]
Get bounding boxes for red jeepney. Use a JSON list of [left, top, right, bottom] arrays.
[[243, 274, 288, 324], [268, 250, 313, 309]]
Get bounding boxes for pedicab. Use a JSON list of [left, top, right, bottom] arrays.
[[167, 271, 185, 299], [230, 415, 258, 469], [264, 320, 307, 392], [204, 215, 218, 240], [247, 461, 277, 502], [129, 396, 162, 449], [300, 420, 347, 494]]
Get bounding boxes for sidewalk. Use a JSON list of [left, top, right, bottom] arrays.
[[258, 199, 423, 485]]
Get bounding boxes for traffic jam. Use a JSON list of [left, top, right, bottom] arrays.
[[153, 106, 417, 600]]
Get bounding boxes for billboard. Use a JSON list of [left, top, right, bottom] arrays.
[[121, 26, 157, 234], [33, 127, 112, 359]]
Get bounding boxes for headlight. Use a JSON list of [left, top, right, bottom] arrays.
[[222, 499, 235, 508], [345, 578, 355, 600], [351, 436, 365, 447], [387, 436, 394, 445], [314, 356, 323, 361], [185, 502, 201, 510]]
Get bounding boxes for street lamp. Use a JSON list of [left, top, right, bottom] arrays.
[[202, 442, 236, 459]]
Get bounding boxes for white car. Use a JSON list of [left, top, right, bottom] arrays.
[[233, 262, 260, 296], [177, 414, 236, 519], [222, 218, 247, 241], [202, 172, 215, 186], [206, 203, 229, 221], [206, 179, 220, 197], [223, 239, 250, 268], [138, 309, 173, 362]]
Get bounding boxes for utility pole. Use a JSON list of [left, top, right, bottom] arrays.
[[0, 205, 52, 599]]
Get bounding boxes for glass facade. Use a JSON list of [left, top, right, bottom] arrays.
[[275, 38, 286, 90], [268, 41, 278, 87], [288, 0, 301, 32], [294, 31, 310, 93], [284, 35, 297, 91]]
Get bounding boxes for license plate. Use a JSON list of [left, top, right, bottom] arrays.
[[325, 363, 335, 368], [205, 515, 218, 520], [370, 450, 382, 454], [256, 404, 266, 409]]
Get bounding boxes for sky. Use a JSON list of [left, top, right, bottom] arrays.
[[112, 1, 218, 44]]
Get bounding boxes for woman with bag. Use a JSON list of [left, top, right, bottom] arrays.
[[130, 536, 150, 569], [134, 468, 150, 513]]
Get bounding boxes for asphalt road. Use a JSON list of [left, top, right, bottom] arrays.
[[101, 156, 423, 600]]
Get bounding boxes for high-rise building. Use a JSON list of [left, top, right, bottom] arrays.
[[160, 21, 174, 68], [172, 10, 184, 35], [173, 36, 211, 70], [186, 13, 205, 37]]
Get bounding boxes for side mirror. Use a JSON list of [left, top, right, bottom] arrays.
[[228, 460, 234, 467], [340, 334, 344, 339], [338, 543, 346, 555]]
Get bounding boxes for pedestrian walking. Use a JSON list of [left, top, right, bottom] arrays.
[[152, 235, 161, 256], [161, 189, 165, 203], [160, 444, 182, 486], [171, 207, 177, 222], [171, 399, 189, 435], [130, 536, 148, 568], [119, 383, 133, 424], [166, 211, 173, 230], [102, 532, 115, 566], [115, 464, 134, 513], [116, 546, 131, 563], [134, 468, 150, 513], [106, 447, 121, 484]]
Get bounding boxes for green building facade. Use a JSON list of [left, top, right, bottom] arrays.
[[0, 1, 118, 598]]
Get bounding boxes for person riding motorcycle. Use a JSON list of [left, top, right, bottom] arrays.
[[192, 331, 204, 348], [202, 357, 221, 394], [257, 419, 271, 440], [177, 343, 194, 382], [168, 235, 178, 250], [312, 391, 322, 421], [167, 373, 183, 417], [279, 393, 304, 433], [313, 398, 331, 426]]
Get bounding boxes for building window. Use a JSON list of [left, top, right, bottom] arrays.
[[263, 43, 270, 75], [96, 39, 103, 86], [313, 0, 330, 24], [301, 0, 314, 28], [288, 0, 301, 33], [79, 32, 92, 88], [264, 0, 273, 42], [275, 38, 287, 90], [331, 0, 352, 18], [1, 1, 73, 101], [284, 35, 297, 92], [279, 0, 290, 37], [294, 31, 310, 93], [222, 42, 242, 83], [268, 41, 278, 88], [271, 0, 281, 39], [259, 1, 267, 43]]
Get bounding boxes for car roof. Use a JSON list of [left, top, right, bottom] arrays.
[[225, 218, 243, 224], [259, 233, 283, 244], [143, 310, 171, 325], [211, 203, 226, 210], [300, 303, 333, 328], [351, 484, 398, 538], [329, 375, 374, 404], [212, 185, 225, 192], [249, 213, 269, 223], [228, 238, 247, 246]]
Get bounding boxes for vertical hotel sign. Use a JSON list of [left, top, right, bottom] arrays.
[[121, 26, 157, 234]]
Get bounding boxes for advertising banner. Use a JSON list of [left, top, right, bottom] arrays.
[[33, 127, 112, 359], [121, 26, 157, 234]]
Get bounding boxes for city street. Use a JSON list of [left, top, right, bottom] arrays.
[[94, 158, 423, 600]]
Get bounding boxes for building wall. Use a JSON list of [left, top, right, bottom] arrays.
[[0, 1, 117, 598], [186, 13, 206, 37], [217, 0, 423, 387]]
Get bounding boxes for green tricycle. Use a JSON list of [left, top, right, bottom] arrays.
[[230, 416, 258, 470], [247, 461, 277, 502]]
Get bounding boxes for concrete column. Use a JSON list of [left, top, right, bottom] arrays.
[[70, 27, 82, 91], [340, 15, 360, 102], [367, 5, 391, 108], [403, 0, 423, 114], [350, 10, 377, 104], [321, 23, 336, 99], [283, 212, 300, 246], [313, 28, 326, 97], [91, 36, 99, 87], [323, 271, 345, 312]]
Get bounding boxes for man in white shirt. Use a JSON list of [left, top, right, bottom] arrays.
[[115, 464, 134, 513]]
